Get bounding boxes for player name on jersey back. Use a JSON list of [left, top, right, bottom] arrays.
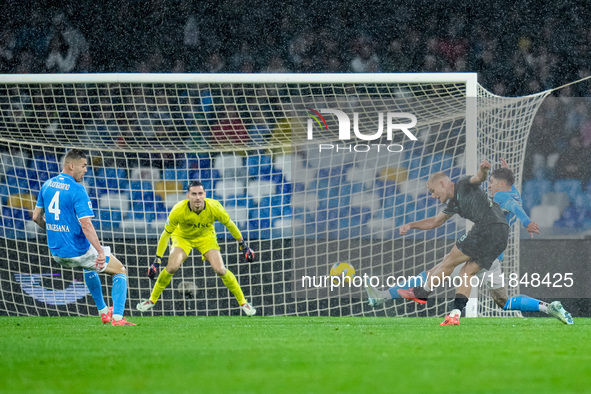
[[46, 223, 71, 232], [47, 180, 71, 190]]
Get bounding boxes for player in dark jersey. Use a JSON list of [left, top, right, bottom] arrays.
[[451, 159, 572, 324], [397, 160, 510, 318], [367, 159, 573, 325]]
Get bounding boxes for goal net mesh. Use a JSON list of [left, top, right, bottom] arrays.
[[0, 75, 549, 317]]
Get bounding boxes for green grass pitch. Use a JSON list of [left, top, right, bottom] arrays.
[[1, 316, 590, 393]]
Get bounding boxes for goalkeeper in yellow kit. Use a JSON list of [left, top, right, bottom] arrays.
[[136, 181, 256, 316]]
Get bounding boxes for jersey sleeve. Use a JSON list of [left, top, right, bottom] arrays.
[[156, 229, 173, 257], [74, 186, 94, 219], [156, 206, 181, 257], [454, 176, 473, 195], [442, 177, 470, 215], [163, 205, 181, 234], [442, 201, 456, 215], [493, 190, 510, 206], [35, 186, 45, 208], [504, 198, 532, 228], [213, 201, 242, 240]]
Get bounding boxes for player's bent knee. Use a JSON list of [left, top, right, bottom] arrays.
[[166, 263, 182, 274], [441, 250, 467, 269], [105, 255, 126, 275], [210, 261, 226, 276], [209, 260, 227, 276], [166, 248, 187, 274], [440, 256, 464, 272], [213, 266, 226, 276], [492, 296, 507, 309], [204, 250, 226, 276], [490, 288, 508, 308], [494, 298, 506, 309]]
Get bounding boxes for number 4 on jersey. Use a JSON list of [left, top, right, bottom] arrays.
[[48, 191, 61, 220]]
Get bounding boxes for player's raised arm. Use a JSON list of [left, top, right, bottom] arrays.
[[470, 159, 492, 184], [400, 211, 454, 235], [502, 197, 539, 237]]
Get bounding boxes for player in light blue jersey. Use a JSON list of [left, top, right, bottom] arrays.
[[366, 159, 573, 325], [33, 149, 135, 326]]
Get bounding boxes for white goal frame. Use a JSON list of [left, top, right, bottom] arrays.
[[1, 72, 520, 319]]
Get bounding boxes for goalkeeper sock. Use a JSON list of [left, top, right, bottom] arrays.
[[503, 295, 544, 312], [150, 269, 173, 304], [388, 270, 427, 299], [83, 269, 107, 311], [221, 270, 247, 306], [112, 273, 128, 319]]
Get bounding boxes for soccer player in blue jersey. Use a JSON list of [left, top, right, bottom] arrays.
[[366, 159, 573, 325], [32, 149, 135, 326]]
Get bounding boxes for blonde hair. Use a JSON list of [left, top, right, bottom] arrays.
[[426, 171, 449, 186]]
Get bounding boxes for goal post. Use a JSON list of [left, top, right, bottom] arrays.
[[0, 73, 549, 317]]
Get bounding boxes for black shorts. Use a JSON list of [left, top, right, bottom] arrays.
[[456, 222, 509, 270]]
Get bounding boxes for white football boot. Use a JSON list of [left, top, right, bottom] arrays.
[[241, 301, 257, 316], [136, 299, 155, 312]]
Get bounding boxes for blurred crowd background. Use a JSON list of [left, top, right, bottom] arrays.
[[1, 0, 591, 229], [3, 0, 591, 95]]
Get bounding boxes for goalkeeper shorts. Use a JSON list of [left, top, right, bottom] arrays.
[[171, 233, 220, 261], [53, 245, 111, 273]]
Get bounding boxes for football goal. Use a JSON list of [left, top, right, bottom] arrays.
[[0, 73, 550, 317]]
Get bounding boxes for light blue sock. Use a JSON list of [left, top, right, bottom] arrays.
[[504, 295, 541, 312], [112, 273, 128, 317], [83, 269, 107, 311], [388, 270, 428, 299]]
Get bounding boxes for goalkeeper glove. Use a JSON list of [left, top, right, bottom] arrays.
[[239, 241, 255, 262], [148, 257, 161, 280]]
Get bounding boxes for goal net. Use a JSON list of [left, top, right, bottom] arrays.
[[0, 74, 550, 317]]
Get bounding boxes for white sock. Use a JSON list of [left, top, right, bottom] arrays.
[[113, 314, 123, 321], [449, 309, 461, 317], [98, 307, 109, 315], [423, 282, 432, 292], [539, 302, 548, 313]]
